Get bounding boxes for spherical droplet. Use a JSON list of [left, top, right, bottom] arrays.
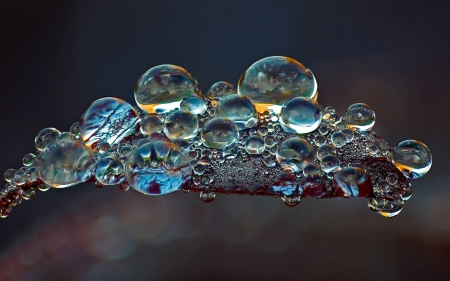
[[35, 128, 61, 151], [281, 195, 301, 207], [276, 137, 315, 172], [393, 140, 432, 179], [378, 199, 405, 218], [206, 81, 236, 100], [368, 144, 379, 155], [79, 97, 139, 149], [344, 103, 375, 132], [317, 144, 336, 160], [163, 110, 198, 140], [341, 129, 354, 143], [200, 191, 216, 203], [320, 155, 340, 173], [125, 141, 192, 195], [134, 64, 201, 114], [201, 118, 239, 149], [4, 169, 16, 183], [314, 135, 327, 146], [238, 56, 318, 113], [303, 164, 321, 177], [22, 153, 36, 166], [217, 94, 256, 130], [95, 156, 125, 185], [279, 97, 322, 134], [331, 132, 347, 148], [335, 167, 370, 197], [140, 114, 163, 136], [245, 135, 265, 154], [180, 95, 207, 115]]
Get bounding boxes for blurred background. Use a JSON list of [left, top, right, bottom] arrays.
[[0, 0, 449, 280]]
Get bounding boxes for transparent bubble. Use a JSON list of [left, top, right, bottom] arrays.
[[317, 144, 336, 160], [22, 153, 36, 166], [238, 56, 318, 113], [134, 64, 201, 114], [368, 144, 379, 155], [257, 126, 268, 136], [217, 94, 256, 130], [264, 135, 276, 148], [4, 169, 16, 183], [303, 164, 321, 177], [140, 114, 163, 136], [12, 170, 26, 186], [163, 110, 198, 140], [281, 195, 301, 207], [201, 118, 239, 149], [95, 156, 125, 185], [35, 139, 95, 188], [393, 140, 432, 179], [344, 103, 375, 132], [276, 137, 315, 172], [335, 122, 346, 131], [25, 166, 39, 182], [96, 141, 111, 154], [341, 129, 354, 143], [206, 81, 236, 100], [402, 184, 412, 200], [180, 95, 207, 115], [79, 97, 139, 149], [125, 140, 192, 195], [320, 155, 340, 173], [279, 97, 322, 134], [331, 132, 347, 148], [335, 167, 370, 197], [200, 191, 216, 203], [193, 164, 206, 175], [318, 125, 329, 135], [378, 198, 404, 218], [35, 128, 61, 151], [245, 136, 265, 154], [263, 156, 277, 168], [314, 135, 327, 146]]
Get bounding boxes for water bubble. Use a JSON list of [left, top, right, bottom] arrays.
[[25, 166, 39, 182], [386, 173, 398, 185], [36, 139, 95, 188], [273, 172, 297, 196], [276, 137, 315, 172], [344, 103, 375, 132], [201, 118, 239, 149], [341, 129, 354, 143], [35, 128, 61, 151], [21, 188, 35, 200], [320, 155, 340, 173], [206, 81, 236, 100], [245, 136, 265, 154], [193, 164, 206, 175], [217, 94, 256, 130], [279, 97, 322, 134], [377, 198, 404, 218], [201, 174, 214, 185], [95, 156, 125, 185], [263, 156, 277, 168], [238, 56, 318, 113], [303, 164, 321, 177], [264, 135, 276, 148], [4, 169, 16, 183], [180, 95, 207, 115], [200, 191, 216, 203], [119, 181, 131, 191], [335, 122, 346, 131], [134, 64, 201, 114], [164, 110, 198, 140], [393, 140, 432, 179], [318, 125, 329, 135], [80, 97, 139, 149], [12, 170, 26, 186], [125, 141, 192, 195], [402, 184, 412, 200], [368, 144, 379, 155], [140, 114, 163, 136], [22, 153, 36, 166], [281, 195, 301, 207], [314, 135, 327, 146], [258, 126, 269, 136], [317, 144, 336, 160], [335, 167, 370, 197], [200, 156, 211, 165], [331, 132, 347, 148]]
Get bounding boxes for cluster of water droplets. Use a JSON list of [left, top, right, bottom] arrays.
[[0, 56, 432, 219]]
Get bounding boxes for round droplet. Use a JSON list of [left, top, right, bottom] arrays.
[[314, 135, 327, 146], [317, 144, 336, 160], [258, 126, 269, 136], [238, 56, 318, 113], [140, 114, 163, 136], [125, 141, 192, 195], [35, 128, 61, 151], [263, 156, 277, 168], [402, 184, 412, 200], [22, 153, 36, 166], [320, 155, 340, 173], [96, 141, 111, 154], [206, 81, 236, 100], [25, 166, 39, 182], [12, 170, 26, 186], [279, 97, 322, 134], [331, 132, 347, 148], [245, 136, 265, 154], [134, 64, 200, 114], [378, 199, 405, 218], [4, 169, 16, 183], [303, 164, 321, 177], [95, 156, 125, 185], [344, 103, 375, 132], [341, 129, 354, 143], [217, 94, 256, 130], [79, 97, 139, 149], [282, 195, 301, 207], [335, 122, 346, 131], [201, 118, 239, 149], [200, 191, 216, 203], [163, 110, 198, 140], [335, 167, 370, 197], [264, 135, 276, 148], [70, 122, 80, 136], [35, 139, 95, 188], [393, 140, 432, 179], [180, 95, 207, 115], [318, 125, 329, 135], [276, 137, 315, 172], [368, 144, 379, 155]]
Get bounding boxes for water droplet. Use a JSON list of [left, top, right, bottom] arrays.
[[125, 141, 192, 195], [341, 129, 354, 143], [217, 94, 256, 130], [318, 125, 329, 135], [201, 118, 239, 149], [303, 164, 321, 177], [12, 170, 26, 186], [258, 126, 269, 136], [331, 132, 347, 148], [320, 155, 340, 173], [402, 184, 412, 200], [263, 156, 277, 168], [140, 114, 163, 136], [273, 172, 297, 196], [335, 167, 370, 197], [95, 156, 125, 185], [70, 122, 80, 136], [279, 97, 322, 134], [245, 136, 265, 154], [22, 153, 36, 166], [37, 182, 51, 192], [393, 140, 432, 179], [264, 135, 276, 148], [238, 56, 317, 113], [276, 137, 315, 172], [205, 81, 236, 100], [25, 166, 39, 182], [35, 128, 61, 151], [193, 164, 206, 175], [163, 110, 198, 140], [314, 135, 327, 146], [335, 122, 346, 131], [119, 181, 131, 191], [344, 103, 375, 132], [377, 198, 404, 218], [317, 144, 336, 160], [200, 191, 216, 203], [79, 97, 139, 149], [21, 188, 35, 200], [180, 95, 207, 115], [4, 169, 16, 183], [281, 195, 301, 207], [368, 144, 379, 155], [118, 145, 133, 158], [96, 141, 111, 154], [134, 64, 200, 114], [201, 174, 214, 185]]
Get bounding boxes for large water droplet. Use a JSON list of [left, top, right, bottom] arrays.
[[344, 103, 375, 132], [279, 97, 322, 134], [393, 140, 432, 179], [79, 97, 139, 149], [205, 81, 236, 100], [238, 56, 317, 113], [134, 64, 200, 114], [276, 137, 315, 172], [245, 135, 265, 154], [35, 128, 61, 151], [201, 118, 239, 149], [217, 94, 256, 130], [180, 95, 207, 115], [163, 110, 198, 140]]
